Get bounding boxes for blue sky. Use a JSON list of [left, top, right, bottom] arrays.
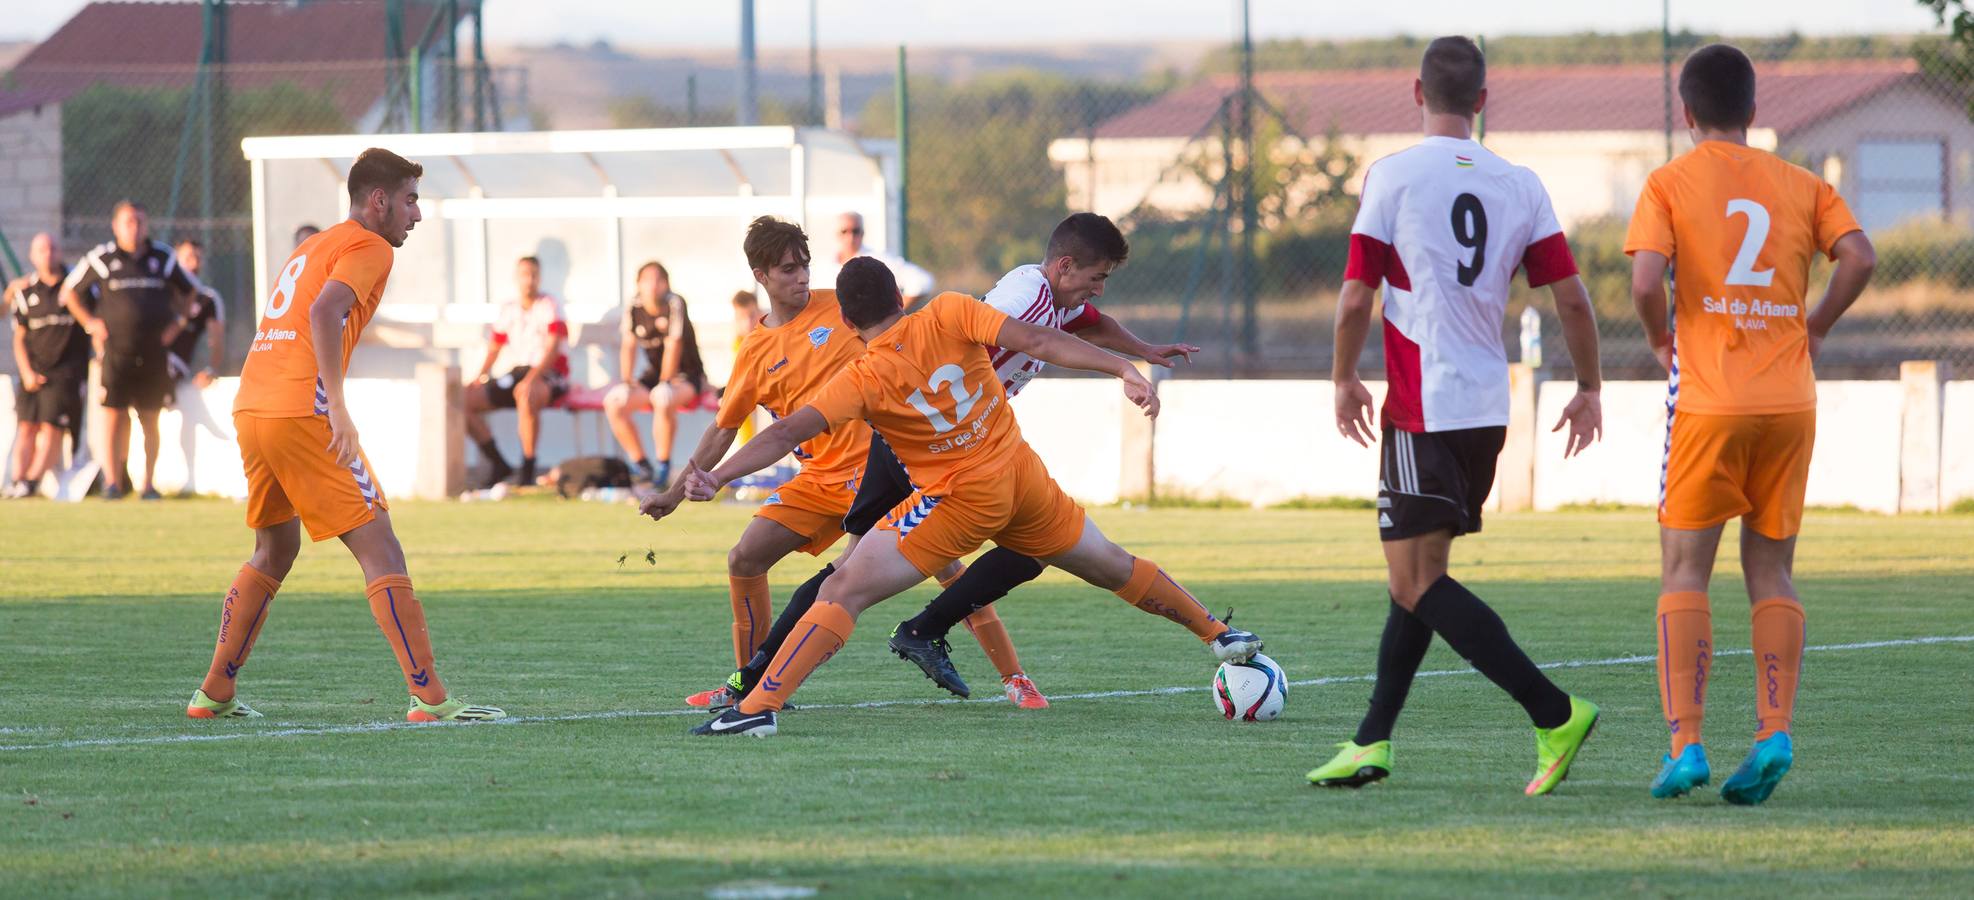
[[5, 1, 1948, 47]]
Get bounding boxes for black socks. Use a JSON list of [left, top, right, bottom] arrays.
[[896, 548, 1046, 639], [1409, 575, 1572, 730], [1353, 598, 1434, 745]]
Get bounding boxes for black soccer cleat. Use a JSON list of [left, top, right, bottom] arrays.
[[690, 707, 777, 737], [889, 626, 970, 698], [1211, 628, 1264, 662]]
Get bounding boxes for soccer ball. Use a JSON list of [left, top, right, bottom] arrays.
[[1213, 652, 1286, 721]]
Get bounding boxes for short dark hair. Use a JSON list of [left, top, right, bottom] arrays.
[[346, 148, 423, 206], [111, 199, 147, 217], [292, 223, 320, 243], [1045, 212, 1129, 267], [744, 216, 811, 272], [835, 256, 902, 329], [517, 255, 540, 268], [1420, 36, 1486, 115], [636, 260, 669, 281], [1679, 43, 1757, 131], [174, 239, 202, 251], [731, 289, 758, 308]]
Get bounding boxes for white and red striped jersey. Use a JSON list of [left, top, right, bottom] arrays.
[[1347, 136, 1577, 433], [491, 292, 570, 377], [980, 264, 1101, 397]]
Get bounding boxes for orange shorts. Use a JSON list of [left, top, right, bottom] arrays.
[[754, 470, 857, 556], [235, 412, 387, 542], [1660, 409, 1815, 539], [880, 447, 1086, 577]]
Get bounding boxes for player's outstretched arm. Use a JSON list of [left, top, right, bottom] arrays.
[[686, 407, 828, 501], [1331, 279, 1377, 447], [1630, 251, 1673, 373], [310, 280, 363, 466], [1546, 275, 1603, 458], [993, 318, 1158, 416], [1077, 313, 1200, 368], [1806, 231, 1876, 361], [640, 422, 739, 520]]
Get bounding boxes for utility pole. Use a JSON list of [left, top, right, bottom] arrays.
[[738, 0, 758, 126], [1236, 0, 1258, 366], [808, 0, 822, 126]]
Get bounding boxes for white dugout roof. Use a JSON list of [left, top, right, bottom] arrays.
[[240, 127, 898, 356]]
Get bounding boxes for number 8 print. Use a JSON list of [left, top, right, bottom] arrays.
[[264, 254, 308, 320]]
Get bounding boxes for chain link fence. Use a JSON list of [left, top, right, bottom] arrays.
[[9, 22, 1974, 382]]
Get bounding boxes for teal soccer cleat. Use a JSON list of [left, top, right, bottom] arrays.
[[1650, 743, 1712, 799], [1721, 732, 1794, 806]]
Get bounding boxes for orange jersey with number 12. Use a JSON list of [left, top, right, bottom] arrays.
[[233, 220, 396, 418], [1624, 142, 1862, 415], [808, 292, 1022, 496]]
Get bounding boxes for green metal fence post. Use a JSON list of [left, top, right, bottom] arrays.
[[895, 44, 909, 261]]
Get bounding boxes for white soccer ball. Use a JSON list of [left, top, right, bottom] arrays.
[[1213, 652, 1286, 721]]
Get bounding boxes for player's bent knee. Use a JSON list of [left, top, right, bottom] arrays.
[[602, 384, 632, 414], [727, 544, 772, 578], [648, 383, 674, 409]]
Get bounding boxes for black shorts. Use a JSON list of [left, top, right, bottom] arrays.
[[102, 349, 172, 411], [15, 373, 85, 430], [842, 433, 915, 536], [637, 367, 706, 395], [1378, 423, 1506, 541], [484, 366, 569, 408]]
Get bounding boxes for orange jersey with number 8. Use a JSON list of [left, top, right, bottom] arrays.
[[233, 220, 395, 418], [1624, 142, 1862, 415]]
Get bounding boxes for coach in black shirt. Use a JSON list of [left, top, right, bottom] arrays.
[[60, 201, 201, 500], [7, 233, 90, 498]]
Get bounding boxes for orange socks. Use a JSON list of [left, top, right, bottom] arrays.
[[1750, 596, 1805, 740], [962, 605, 1025, 680], [198, 564, 282, 702], [365, 574, 447, 705], [738, 601, 855, 714], [1655, 590, 1712, 754], [1114, 557, 1228, 642], [729, 574, 773, 668]]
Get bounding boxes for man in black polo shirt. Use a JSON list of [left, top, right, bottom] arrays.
[[60, 201, 201, 500], [167, 239, 231, 495], [7, 233, 90, 498]]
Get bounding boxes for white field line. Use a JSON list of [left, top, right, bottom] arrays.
[[2, 634, 1967, 754]]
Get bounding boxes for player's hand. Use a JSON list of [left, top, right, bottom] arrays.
[[194, 369, 216, 389], [1143, 342, 1200, 367], [22, 371, 44, 392], [638, 486, 682, 521], [1808, 332, 1824, 364], [1335, 378, 1376, 447], [1552, 389, 1602, 459], [325, 405, 360, 467], [681, 462, 722, 502], [82, 318, 107, 340], [1649, 338, 1673, 373], [1120, 368, 1159, 418]]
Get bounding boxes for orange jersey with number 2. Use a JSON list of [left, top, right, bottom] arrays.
[[1624, 142, 1862, 415], [233, 220, 396, 418]]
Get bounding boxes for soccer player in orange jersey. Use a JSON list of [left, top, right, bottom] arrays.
[[1627, 44, 1875, 803], [665, 257, 1262, 737], [185, 148, 504, 723], [641, 217, 1039, 710]]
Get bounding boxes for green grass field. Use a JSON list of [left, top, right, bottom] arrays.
[[3, 500, 1971, 897]]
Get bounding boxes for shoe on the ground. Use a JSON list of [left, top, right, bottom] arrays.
[[687, 671, 745, 709], [407, 696, 508, 722], [652, 460, 672, 488], [690, 706, 777, 737], [1721, 732, 1794, 806], [1307, 740, 1392, 788], [2, 480, 29, 499], [1650, 743, 1712, 799], [140, 487, 163, 501], [186, 688, 262, 719], [1003, 673, 1049, 709], [1526, 695, 1599, 796], [102, 483, 125, 501], [513, 459, 537, 487], [889, 626, 970, 698], [1210, 628, 1263, 662], [480, 459, 514, 490]]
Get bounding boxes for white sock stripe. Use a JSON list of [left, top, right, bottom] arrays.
[[3, 634, 1964, 753]]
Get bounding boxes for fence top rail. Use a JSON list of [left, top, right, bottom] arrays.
[[239, 126, 836, 161]]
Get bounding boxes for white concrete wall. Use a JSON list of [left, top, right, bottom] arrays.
[[0, 100, 62, 282], [3, 376, 1963, 514]]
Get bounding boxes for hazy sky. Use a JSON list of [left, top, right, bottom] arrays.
[[2, 1, 1947, 47]]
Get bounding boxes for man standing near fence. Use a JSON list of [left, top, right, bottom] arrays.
[[1308, 36, 1606, 796], [7, 233, 88, 498], [60, 201, 199, 500], [1626, 43, 1877, 806], [810, 211, 934, 304], [167, 239, 232, 496]]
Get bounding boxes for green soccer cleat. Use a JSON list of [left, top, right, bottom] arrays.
[[407, 696, 508, 722], [1651, 743, 1712, 799], [1306, 740, 1392, 788], [1525, 695, 1599, 796], [186, 689, 262, 719], [1721, 732, 1793, 806]]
